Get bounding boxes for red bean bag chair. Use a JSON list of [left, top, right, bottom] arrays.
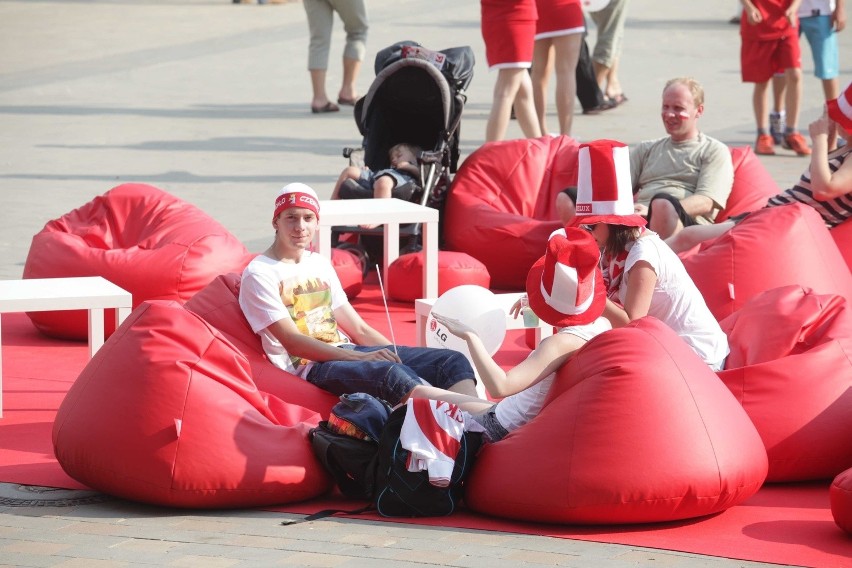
[[331, 248, 364, 300], [681, 203, 852, 321], [443, 135, 578, 290], [714, 146, 780, 222], [465, 317, 768, 524], [831, 467, 852, 535], [387, 251, 491, 302], [23, 183, 251, 340], [185, 273, 338, 415], [717, 285, 852, 482], [832, 219, 852, 275], [53, 300, 332, 508]]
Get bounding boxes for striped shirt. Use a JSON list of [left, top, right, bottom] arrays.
[[766, 146, 852, 228]]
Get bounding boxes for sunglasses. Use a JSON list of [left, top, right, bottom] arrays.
[[580, 224, 596, 232]]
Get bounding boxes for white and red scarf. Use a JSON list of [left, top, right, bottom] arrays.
[[399, 398, 465, 487], [602, 229, 644, 299]]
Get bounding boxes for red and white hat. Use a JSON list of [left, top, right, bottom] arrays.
[[571, 139, 646, 228], [525, 228, 605, 328], [273, 183, 320, 222], [827, 80, 852, 133]]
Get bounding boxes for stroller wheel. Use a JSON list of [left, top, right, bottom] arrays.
[[335, 242, 371, 278]]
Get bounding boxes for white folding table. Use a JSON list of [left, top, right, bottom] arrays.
[[314, 198, 440, 299], [0, 276, 133, 417]]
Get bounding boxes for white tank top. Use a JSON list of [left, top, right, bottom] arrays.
[[494, 317, 611, 433]]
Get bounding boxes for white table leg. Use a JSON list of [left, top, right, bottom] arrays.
[[116, 306, 131, 327], [422, 220, 438, 299], [315, 226, 333, 260], [88, 308, 105, 359], [383, 222, 400, 289]]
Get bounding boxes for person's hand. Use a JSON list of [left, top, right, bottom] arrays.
[[634, 202, 649, 217], [431, 312, 477, 339], [784, 6, 797, 26], [833, 4, 846, 32], [809, 109, 832, 140], [354, 347, 401, 363], [508, 296, 525, 320], [745, 6, 763, 25]]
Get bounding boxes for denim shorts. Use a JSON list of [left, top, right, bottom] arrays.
[[306, 344, 476, 406], [357, 168, 416, 191], [467, 406, 510, 443]]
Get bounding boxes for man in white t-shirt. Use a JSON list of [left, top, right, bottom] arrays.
[[630, 77, 734, 240], [238, 183, 478, 405]]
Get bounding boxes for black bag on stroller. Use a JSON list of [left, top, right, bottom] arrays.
[[335, 41, 474, 259]]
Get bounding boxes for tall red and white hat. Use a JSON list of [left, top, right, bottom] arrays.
[[525, 228, 605, 328], [571, 139, 646, 228], [827, 80, 852, 133]]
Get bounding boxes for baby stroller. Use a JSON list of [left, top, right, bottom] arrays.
[[334, 41, 474, 264]]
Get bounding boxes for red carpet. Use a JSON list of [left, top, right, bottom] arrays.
[[1, 287, 850, 567]]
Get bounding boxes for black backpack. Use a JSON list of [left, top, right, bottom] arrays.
[[373, 405, 483, 517], [306, 399, 482, 520]]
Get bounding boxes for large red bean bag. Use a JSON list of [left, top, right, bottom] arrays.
[[718, 285, 852, 482], [832, 219, 852, 275], [444, 135, 578, 290], [681, 203, 852, 320], [714, 146, 780, 222], [831, 467, 852, 535], [387, 251, 490, 302], [24, 183, 251, 340], [53, 300, 331, 508], [465, 317, 767, 524], [185, 273, 338, 416]]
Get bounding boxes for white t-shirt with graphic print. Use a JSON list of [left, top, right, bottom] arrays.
[[239, 252, 351, 378]]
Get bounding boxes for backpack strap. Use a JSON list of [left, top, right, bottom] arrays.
[[281, 504, 375, 525]]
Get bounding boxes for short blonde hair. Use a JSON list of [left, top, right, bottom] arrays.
[[664, 77, 704, 107]]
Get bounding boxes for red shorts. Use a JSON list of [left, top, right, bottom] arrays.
[[481, 0, 538, 68], [535, 0, 584, 38], [740, 34, 802, 82]]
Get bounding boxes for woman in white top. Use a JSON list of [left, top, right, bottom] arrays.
[[571, 139, 729, 371], [412, 228, 611, 442]]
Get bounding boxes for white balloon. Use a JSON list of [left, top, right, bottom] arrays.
[[425, 285, 507, 363], [581, 0, 611, 12]]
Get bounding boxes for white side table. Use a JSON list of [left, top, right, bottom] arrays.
[[414, 292, 554, 348], [0, 276, 133, 417], [314, 198, 439, 299]]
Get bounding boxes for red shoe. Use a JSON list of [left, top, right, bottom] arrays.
[[783, 131, 812, 156], [755, 134, 775, 155]]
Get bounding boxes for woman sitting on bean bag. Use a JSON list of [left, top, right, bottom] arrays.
[[571, 139, 729, 370], [411, 227, 611, 442]]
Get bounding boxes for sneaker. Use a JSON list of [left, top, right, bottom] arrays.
[[783, 131, 812, 156], [769, 111, 785, 145], [755, 134, 775, 155]]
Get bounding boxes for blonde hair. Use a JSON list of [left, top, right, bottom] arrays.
[[664, 77, 704, 107]]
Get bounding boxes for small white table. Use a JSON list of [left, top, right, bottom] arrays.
[[314, 198, 440, 299], [0, 276, 133, 417], [414, 292, 554, 348]]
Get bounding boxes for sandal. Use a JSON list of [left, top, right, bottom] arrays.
[[608, 93, 628, 106], [311, 102, 340, 114], [337, 96, 358, 106]]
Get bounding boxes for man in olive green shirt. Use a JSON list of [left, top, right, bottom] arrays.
[[630, 77, 734, 239]]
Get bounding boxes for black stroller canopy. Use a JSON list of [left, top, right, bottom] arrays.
[[356, 41, 474, 173]]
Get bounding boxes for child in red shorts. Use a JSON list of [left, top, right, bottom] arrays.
[[740, 0, 812, 156]]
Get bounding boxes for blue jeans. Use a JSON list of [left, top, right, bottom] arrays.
[[306, 345, 476, 405]]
